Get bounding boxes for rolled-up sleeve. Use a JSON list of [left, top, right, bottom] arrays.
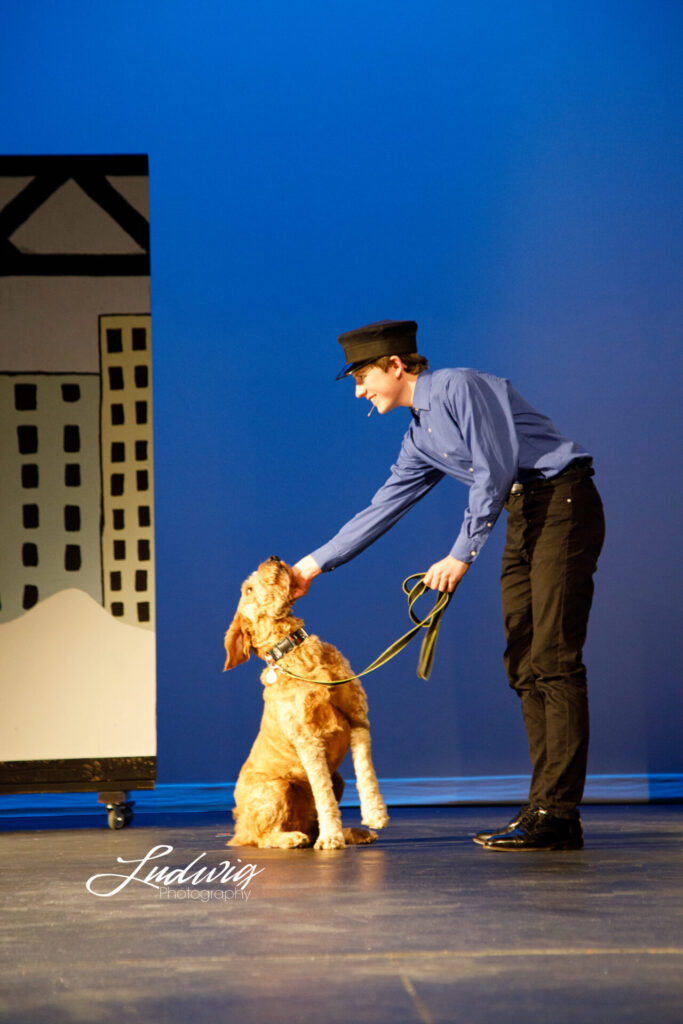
[[310, 436, 444, 572]]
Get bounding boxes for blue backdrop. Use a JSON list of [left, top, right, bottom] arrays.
[[3, 0, 681, 788]]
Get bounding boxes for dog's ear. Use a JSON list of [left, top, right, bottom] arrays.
[[224, 612, 252, 671]]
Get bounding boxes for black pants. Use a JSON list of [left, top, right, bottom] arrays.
[[501, 463, 605, 818]]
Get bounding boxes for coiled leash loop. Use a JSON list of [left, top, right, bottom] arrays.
[[273, 573, 455, 686]]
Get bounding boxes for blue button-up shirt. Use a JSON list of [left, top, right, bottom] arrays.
[[310, 368, 590, 571]]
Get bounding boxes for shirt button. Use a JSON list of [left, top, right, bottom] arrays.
[[468, 467, 474, 472], [443, 453, 448, 458], [427, 428, 432, 433], [486, 522, 492, 528], [470, 550, 477, 557]]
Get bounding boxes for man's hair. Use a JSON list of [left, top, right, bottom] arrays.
[[370, 353, 429, 375]]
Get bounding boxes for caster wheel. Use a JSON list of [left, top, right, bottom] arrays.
[[107, 802, 134, 829]]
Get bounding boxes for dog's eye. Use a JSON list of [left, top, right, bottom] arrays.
[[245, 587, 253, 594]]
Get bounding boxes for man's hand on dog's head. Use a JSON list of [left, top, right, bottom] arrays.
[[291, 556, 322, 600]]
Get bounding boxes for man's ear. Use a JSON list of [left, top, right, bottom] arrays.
[[224, 612, 252, 670]]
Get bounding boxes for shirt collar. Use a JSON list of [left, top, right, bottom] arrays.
[[411, 370, 433, 412]]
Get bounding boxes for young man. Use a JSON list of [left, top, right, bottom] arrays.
[[292, 320, 605, 851]]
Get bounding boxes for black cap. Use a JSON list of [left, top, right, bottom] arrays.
[[335, 320, 418, 380]]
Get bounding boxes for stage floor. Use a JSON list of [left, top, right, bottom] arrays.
[[2, 804, 682, 1023]]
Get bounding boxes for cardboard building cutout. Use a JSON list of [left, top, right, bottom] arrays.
[[0, 156, 156, 813]]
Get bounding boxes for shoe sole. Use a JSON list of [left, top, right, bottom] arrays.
[[481, 841, 583, 852]]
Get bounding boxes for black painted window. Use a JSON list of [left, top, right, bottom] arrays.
[[137, 602, 150, 623], [108, 366, 124, 390], [135, 401, 147, 424], [110, 571, 122, 591], [138, 539, 151, 561], [134, 365, 148, 388], [111, 602, 124, 617], [64, 505, 81, 531], [138, 506, 151, 527], [111, 403, 124, 425], [14, 384, 37, 410], [110, 473, 124, 496], [23, 585, 39, 610], [23, 504, 39, 528], [111, 442, 125, 462], [113, 509, 125, 530], [136, 470, 149, 491], [135, 440, 148, 461], [62, 383, 80, 402], [17, 425, 38, 454], [132, 327, 147, 350], [63, 425, 80, 452], [135, 570, 148, 592], [22, 543, 38, 567], [65, 464, 81, 487], [22, 464, 39, 488], [107, 328, 123, 353], [65, 545, 81, 571]]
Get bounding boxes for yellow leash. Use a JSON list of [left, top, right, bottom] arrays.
[[273, 573, 455, 686]]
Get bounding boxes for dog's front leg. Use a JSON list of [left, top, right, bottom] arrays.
[[295, 739, 346, 850], [349, 726, 389, 830]]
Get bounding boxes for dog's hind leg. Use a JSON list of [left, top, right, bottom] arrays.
[[261, 829, 311, 849], [349, 726, 389, 830], [343, 826, 378, 845], [229, 777, 314, 849]]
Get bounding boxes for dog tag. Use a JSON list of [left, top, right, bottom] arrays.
[[265, 668, 278, 685]]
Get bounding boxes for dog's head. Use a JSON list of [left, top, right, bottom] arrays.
[[223, 556, 296, 670]]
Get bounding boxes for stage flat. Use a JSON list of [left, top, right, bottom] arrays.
[[1, 805, 681, 1023]]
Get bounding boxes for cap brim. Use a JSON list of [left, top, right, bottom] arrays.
[[335, 357, 377, 381]]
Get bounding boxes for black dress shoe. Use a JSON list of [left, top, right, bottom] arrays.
[[482, 807, 583, 851], [472, 804, 534, 846]]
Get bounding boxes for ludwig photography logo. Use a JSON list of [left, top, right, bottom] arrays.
[[85, 843, 265, 902]]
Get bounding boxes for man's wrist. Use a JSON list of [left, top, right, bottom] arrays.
[[293, 555, 321, 580]]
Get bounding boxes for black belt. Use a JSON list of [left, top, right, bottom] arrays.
[[509, 458, 593, 496]]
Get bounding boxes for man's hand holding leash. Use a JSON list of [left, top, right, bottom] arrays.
[[422, 555, 470, 593]]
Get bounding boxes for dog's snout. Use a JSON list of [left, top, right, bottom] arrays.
[[267, 555, 281, 564]]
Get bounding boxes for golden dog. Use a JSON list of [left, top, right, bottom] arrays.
[[224, 556, 389, 849]]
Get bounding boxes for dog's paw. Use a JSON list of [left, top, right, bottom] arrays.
[[361, 804, 390, 830], [343, 826, 378, 845], [314, 831, 346, 850], [271, 830, 312, 849]]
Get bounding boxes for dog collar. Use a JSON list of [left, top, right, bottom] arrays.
[[264, 628, 309, 666]]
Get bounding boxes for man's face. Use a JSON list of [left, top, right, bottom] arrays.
[[352, 361, 403, 414]]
